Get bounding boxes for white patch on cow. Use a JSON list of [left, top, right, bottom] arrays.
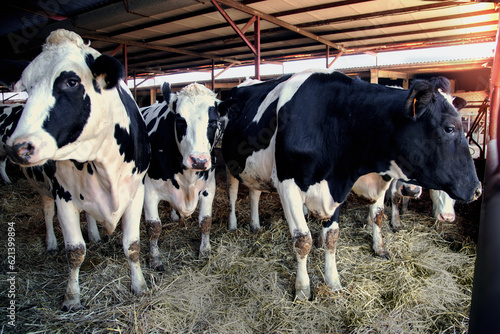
[[302, 179, 339, 220], [239, 137, 276, 191], [438, 88, 455, 108], [380, 160, 411, 181], [430, 189, 456, 221], [237, 78, 262, 87], [252, 80, 289, 123]]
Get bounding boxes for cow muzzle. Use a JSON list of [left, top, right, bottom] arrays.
[[6, 141, 36, 165], [187, 153, 211, 171]]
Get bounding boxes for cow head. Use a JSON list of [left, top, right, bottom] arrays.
[[6, 29, 126, 166], [394, 77, 481, 202], [167, 83, 220, 171], [394, 180, 422, 198]]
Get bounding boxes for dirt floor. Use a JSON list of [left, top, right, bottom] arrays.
[[0, 158, 481, 333]]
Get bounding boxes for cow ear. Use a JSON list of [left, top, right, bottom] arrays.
[[452, 96, 467, 111], [405, 80, 433, 120], [162, 82, 172, 104], [169, 95, 178, 113], [89, 54, 124, 89]]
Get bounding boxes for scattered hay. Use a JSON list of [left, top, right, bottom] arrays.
[[0, 167, 478, 333]]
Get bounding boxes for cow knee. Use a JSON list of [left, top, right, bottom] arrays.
[[200, 216, 212, 235], [127, 241, 141, 263], [146, 220, 162, 241], [293, 233, 312, 258], [66, 244, 86, 268], [324, 228, 340, 253]]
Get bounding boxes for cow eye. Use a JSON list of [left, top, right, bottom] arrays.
[[66, 79, 80, 88], [444, 125, 455, 134]]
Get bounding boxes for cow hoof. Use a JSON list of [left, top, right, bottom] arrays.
[[250, 225, 261, 233], [61, 297, 82, 312], [199, 249, 211, 260], [295, 287, 311, 301], [46, 248, 58, 256], [376, 251, 390, 260], [149, 257, 165, 271], [391, 225, 403, 232]]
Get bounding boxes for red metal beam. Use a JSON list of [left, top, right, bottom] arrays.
[[211, 0, 257, 55], [254, 16, 260, 80]]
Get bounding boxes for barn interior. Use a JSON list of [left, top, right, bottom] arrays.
[[1, 1, 499, 333]]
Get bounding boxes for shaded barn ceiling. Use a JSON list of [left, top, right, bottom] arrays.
[[0, 0, 498, 86]]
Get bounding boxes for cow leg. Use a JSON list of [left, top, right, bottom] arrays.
[[277, 179, 312, 301], [41, 194, 57, 254], [122, 185, 147, 296], [58, 203, 85, 311], [249, 188, 262, 231], [198, 172, 216, 259], [322, 207, 342, 291], [390, 194, 404, 231], [143, 189, 164, 271], [0, 158, 11, 184], [85, 213, 101, 243], [227, 171, 239, 230], [371, 194, 389, 258]]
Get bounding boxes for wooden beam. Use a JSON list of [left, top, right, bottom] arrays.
[[81, 32, 241, 65], [213, 0, 346, 52]]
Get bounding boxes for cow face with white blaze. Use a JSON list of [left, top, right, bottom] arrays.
[[6, 30, 126, 166], [168, 83, 219, 171]]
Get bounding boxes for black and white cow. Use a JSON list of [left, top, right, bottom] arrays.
[[352, 173, 422, 257], [221, 69, 481, 300], [141, 82, 221, 269], [4, 29, 151, 311]]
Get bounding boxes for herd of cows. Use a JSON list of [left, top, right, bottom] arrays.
[[0, 29, 482, 311]]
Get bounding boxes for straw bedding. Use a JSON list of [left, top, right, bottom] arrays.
[[0, 162, 479, 333]]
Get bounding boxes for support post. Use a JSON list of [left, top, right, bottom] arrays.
[[254, 16, 260, 80], [212, 59, 215, 91], [468, 14, 500, 334]]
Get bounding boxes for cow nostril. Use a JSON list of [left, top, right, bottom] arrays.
[[7, 141, 35, 164], [474, 186, 482, 201]]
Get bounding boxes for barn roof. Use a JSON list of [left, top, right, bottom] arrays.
[[0, 0, 498, 86]]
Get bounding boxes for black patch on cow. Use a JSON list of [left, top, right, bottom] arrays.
[[72, 160, 85, 171], [322, 205, 342, 228], [202, 190, 209, 197], [90, 55, 124, 89], [43, 71, 91, 148], [0, 105, 23, 144], [24, 161, 72, 202], [144, 107, 184, 183], [196, 170, 210, 181], [80, 194, 84, 200], [87, 163, 93, 175], [222, 75, 292, 180], [207, 105, 219, 146], [115, 85, 151, 174], [174, 113, 187, 143], [381, 174, 392, 182]]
